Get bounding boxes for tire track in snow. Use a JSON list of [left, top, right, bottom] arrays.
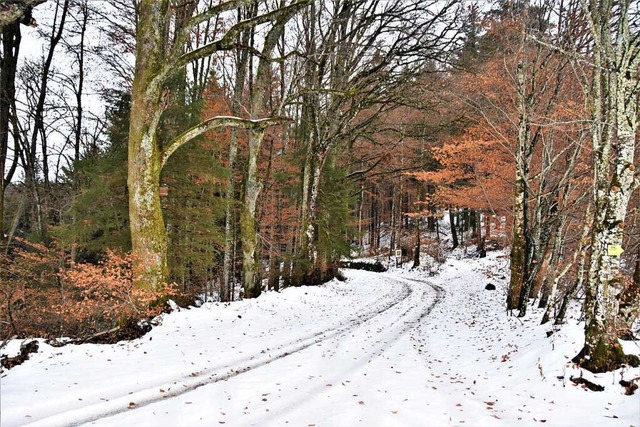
[[238, 275, 445, 426], [18, 275, 412, 427], [317, 276, 443, 361]]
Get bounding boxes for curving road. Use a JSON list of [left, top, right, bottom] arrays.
[[2, 271, 442, 427], [8, 258, 631, 426]]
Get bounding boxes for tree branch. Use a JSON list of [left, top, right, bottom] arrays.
[[170, 0, 254, 61], [151, 0, 311, 97], [0, 0, 46, 27], [161, 116, 287, 168], [176, 0, 310, 68]]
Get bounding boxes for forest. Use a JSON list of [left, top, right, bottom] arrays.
[[0, 0, 639, 380]]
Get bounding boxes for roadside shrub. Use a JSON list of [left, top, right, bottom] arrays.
[[1, 239, 183, 341]]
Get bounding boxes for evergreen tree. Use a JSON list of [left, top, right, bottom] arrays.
[[56, 90, 131, 261]]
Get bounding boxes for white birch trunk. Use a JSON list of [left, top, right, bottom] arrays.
[[576, 0, 639, 371]]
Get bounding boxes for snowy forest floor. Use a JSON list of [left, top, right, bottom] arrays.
[[1, 250, 639, 427]]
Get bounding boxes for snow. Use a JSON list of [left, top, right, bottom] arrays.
[[2, 251, 639, 426]]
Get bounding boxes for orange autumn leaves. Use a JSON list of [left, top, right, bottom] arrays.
[[413, 127, 513, 213], [412, 20, 589, 221], [1, 240, 180, 339]]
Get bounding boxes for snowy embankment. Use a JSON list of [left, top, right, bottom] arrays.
[[1, 251, 639, 426]]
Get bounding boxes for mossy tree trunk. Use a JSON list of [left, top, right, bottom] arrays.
[[573, 0, 639, 372], [222, 5, 254, 302], [241, 127, 265, 298], [240, 5, 301, 298], [509, 54, 533, 315], [128, 0, 171, 291], [128, 0, 310, 290]]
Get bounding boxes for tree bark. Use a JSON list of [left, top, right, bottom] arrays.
[[128, 0, 171, 290], [412, 216, 421, 269], [634, 246, 640, 290], [509, 59, 531, 314], [222, 5, 253, 302], [127, 0, 309, 290], [240, 5, 296, 298], [0, 20, 21, 245], [574, 0, 640, 372], [0, 0, 46, 28], [241, 127, 265, 297], [449, 208, 458, 250], [555, 206, 591, 325]]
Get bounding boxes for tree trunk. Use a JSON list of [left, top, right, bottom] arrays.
[[412, 216, 420, 269], [268, 250, 280, 291], [470, 209, 476, 238], [357, 183, 364, 248], [574, 0, 639, 371], [475, 211, 483, 249], [240, 8, 293, 297], [540, 261, 570, 325], [619, 245, 640, 333], [128, 0, 171, 291], [508, 60, 530, 314], [128, 0, 308, 290], [389, 186, 396, 264], [634, 247, 640, 289], [0, 20, 21, 246], [222, 4, 253, 302], [299, 149, 318, 266], [555, 207, 591, 325], [539, 219, 565, 323], [369, 187, 378, 251], [241, 127, 265, 298], [485, 214, 491, 239], [535, 223, 558, 309], [449, 208, 458, 249], [221, 116, 241, 301]]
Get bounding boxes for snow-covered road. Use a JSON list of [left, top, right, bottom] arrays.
[[2, 253, 639, 426]]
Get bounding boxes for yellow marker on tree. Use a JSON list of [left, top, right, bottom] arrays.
[[607, 245, 624, 257]]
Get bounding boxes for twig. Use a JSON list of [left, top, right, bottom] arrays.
[[0, 334, 17, 351], [79, 327, 120, 343]]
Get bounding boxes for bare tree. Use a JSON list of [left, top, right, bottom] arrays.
[[11, 0, 69, 242], [221, 4, 255, 302], [572, 0, 640, 372], [290, 0, 460, 285], [0, 20, 23, 243], [127, 0, 310, 290]]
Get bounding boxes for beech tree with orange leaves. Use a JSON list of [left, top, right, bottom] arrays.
[[411, 1, 595, 325]]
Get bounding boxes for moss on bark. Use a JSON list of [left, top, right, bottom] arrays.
[[573, 334, 639, 373]]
